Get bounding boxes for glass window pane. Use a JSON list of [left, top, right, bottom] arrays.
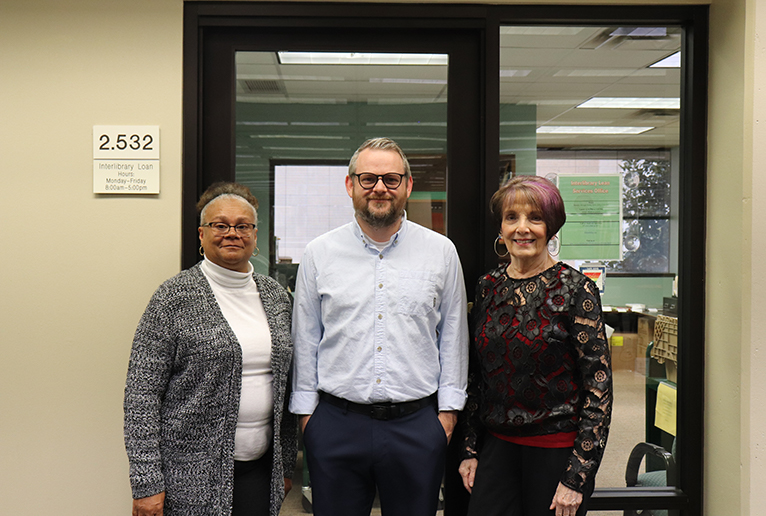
[[235, 51, 448, 283], [499, 24, 681, 503]]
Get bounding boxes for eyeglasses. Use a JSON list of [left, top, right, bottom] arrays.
[[200, 222, 256, 236], [352, 173, 407, 190]]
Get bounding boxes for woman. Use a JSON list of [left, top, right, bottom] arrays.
[[458, 176, 612, 516], [124, 182, 297, 516]]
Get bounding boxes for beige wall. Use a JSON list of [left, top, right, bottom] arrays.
[[708, 1, 746, 515], [2, 0, 764, 515], [0, 1, 183, 513], [745, 0, 766, 513]]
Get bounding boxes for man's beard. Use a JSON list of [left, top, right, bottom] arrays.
[[355, 197, 404, 229]]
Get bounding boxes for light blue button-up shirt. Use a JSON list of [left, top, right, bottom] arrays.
[[289, 215, 469, 414]]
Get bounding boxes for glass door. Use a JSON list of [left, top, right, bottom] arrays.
[[184, 23, 484, 284], [234, 51, 450, 282]]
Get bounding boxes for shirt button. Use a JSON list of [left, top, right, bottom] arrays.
[[379, 254, 383, 259], [378, 314, 383, 320], [378, 283, 383, 289], [377, 346, 382, 352], [376, 378, 382, 384]]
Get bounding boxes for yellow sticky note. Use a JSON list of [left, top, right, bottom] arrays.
[[655, 382, 677, 436], [612, 336, 624, 347]]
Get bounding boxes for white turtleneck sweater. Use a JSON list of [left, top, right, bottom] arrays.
[[201, 257, 274, 462]]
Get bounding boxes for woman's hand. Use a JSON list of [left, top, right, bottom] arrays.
[[549, 482, 582, 516], [132, 492, 165, 516], [458, 458, 478, 493], [284, 477, 293, 495]]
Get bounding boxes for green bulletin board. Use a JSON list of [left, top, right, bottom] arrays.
[[557, 175, 623, 260]]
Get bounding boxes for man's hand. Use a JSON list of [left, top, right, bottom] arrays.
[[133, 492, 165, 516], [458, 458, 478, 493], [299, 415, 311, 433], [437, 410, 457, 443], [549, 482, 583, 516], [284, 477, 293, 495]]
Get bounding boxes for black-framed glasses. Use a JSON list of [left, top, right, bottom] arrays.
[[352, 173, 407, 190], [200, 222, 256, 236]]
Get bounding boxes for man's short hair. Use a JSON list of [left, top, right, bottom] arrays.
[[348, 137, 411, 178]]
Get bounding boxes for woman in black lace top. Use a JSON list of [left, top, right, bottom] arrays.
[[458, 176, 612, 516]]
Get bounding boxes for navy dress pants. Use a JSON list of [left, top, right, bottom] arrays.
[[303, 399, 448, 516]]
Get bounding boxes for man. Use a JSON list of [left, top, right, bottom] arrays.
[[290, 137, 468, 516]]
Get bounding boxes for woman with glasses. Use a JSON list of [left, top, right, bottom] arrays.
[[124, 182, 297, 516]]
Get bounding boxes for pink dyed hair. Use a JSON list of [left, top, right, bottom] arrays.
[[490, 175, 566, 241]]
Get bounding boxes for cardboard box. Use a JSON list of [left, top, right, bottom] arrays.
[[637, 316, 655, 348], [610, 333, 638, 370]]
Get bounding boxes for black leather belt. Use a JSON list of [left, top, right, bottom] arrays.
[[319, 391, 437, 421]]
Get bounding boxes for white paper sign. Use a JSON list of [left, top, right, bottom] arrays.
[[93, 125, 160, 194]]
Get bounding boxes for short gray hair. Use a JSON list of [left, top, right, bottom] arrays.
[[197, 182, 258, 226]]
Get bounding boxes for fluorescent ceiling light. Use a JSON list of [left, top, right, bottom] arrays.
[[277, 52, 448, 65], [500, 27, 584, 36], [577, 97, 680, 109], [537, 126, 654, 135], [650, 52, 681, 68], [610, 27, 667, 37]]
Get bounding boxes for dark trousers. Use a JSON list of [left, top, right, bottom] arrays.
[[303, 398, 448, 516], [467, 434, 594, 516], [232, 448, 272, 516]]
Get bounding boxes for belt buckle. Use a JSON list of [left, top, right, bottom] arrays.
[[371, 405, 391, 420]]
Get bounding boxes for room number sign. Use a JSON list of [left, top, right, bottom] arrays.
[[93, 125, 160, 194]]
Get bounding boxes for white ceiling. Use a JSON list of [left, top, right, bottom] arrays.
[[235, 25, 681, 150]]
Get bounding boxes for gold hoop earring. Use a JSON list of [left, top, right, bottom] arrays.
[[252, 246, 260, 258], [199, 246, 205, 256], [494, 236, 509, 258]]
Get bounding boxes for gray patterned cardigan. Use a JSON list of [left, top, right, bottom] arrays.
[[124, 263, 298, 516]]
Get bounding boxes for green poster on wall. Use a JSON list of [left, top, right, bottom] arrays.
[[557, 175, 623, 261]]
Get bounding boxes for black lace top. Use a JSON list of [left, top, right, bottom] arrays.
[[461, 262, 612, 492]]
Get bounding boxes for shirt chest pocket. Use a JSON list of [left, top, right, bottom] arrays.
[[396, 270, 438, 316]]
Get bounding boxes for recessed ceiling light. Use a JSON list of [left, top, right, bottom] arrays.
[[577, 97, 680, 109], [650, 52, 681, 68], [537, 126, 654, 135], [277, 52, 448, 65]]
